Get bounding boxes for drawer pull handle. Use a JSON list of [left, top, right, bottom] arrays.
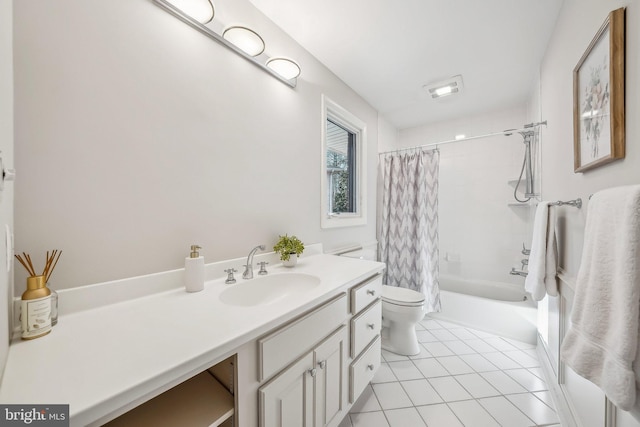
[[366, 290, 376, 296], [367, 323, 375, 330], [308, 368, 317, 377], [318, 360, 326, 369], [367, 364, 375, 371]]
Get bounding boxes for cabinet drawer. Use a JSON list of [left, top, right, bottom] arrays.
[[349, 336, 381, 403], [350, 275, 382, 314], [259, 293, 348, 381], [351, 300, 381, 358]]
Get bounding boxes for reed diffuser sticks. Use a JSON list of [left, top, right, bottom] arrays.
[[15, 249, 63, 282]]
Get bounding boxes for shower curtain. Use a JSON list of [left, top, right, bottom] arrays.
[[379, 148, 441, 313]]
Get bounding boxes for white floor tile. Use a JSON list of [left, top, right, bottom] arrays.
[[479, 371, 528, 395], [502, 337, 536, 350], [372, 363, 398, 384], [443, 340, 477, 355], [465, 339, 500, 353], [502, 350, 540, 368], [416, 403, 463, 427], [338, 413, 353, 427], [372, 382, 414, 410], [459, 354, 500, 373], [527, 367, 545, 380], [400, 379, 443, 406], [504, 368, 547, 392], [448, 400, 500, 427], [350, 385, 382, 413], [482, 337, 519, 352], [384, 407, 427, 427], [422, 342, 455, 357], [482, 351, 523, 370], [413, 357, 450, 378], [382, 349, 410, 362], [523, 348, 539, 358], [434, 320, 462, 329], [415, 322, 426, 331], [478, 396, 536, 427], [430, 329, 458, 341], [421, 319, 445, 330], [506, 393, 559, 425], [416, 330, 440, 343], [350, 411, 390, 427], [449, 328, 479, 341], [467, 328, 498, 339], [436, 356, 475, 375], [409, 343, 433, 359], [428, 377, 473, 402], [388, 360, 424, 381], [454, 373, 500, 398], [533, 390, 556, 409]]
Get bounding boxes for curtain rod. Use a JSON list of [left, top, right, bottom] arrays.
[[378, 121, 547, 156]]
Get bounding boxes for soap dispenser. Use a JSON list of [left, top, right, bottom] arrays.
[[184, 245, 204, 293]]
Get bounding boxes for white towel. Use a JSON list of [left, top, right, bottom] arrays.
[[560, 185, 640, 411], [524, 201, 558, 301]]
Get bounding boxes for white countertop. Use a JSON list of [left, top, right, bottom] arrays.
[[0, 253, 384, 426]]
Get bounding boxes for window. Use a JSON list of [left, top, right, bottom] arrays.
[[321, 95, 367, 228]]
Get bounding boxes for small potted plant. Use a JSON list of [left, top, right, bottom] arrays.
[[274, 234, 305, 267]]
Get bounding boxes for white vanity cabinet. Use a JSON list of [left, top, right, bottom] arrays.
[[259, 326, 348, 427], [257, 273, 383, 427], [258, 293, 349, 427]]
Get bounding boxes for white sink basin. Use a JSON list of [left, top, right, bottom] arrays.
[[219, 273, 321, 307]]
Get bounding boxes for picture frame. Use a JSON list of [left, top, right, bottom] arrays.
[[573, 7, 625, 173]]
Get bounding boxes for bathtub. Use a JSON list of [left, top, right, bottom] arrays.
[[428, 275, 538, 344]]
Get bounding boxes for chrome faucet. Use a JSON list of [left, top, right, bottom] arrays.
[[243, 245, 266, 279]]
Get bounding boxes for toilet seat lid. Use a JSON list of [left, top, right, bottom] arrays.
[[382, 285, 425, 306]]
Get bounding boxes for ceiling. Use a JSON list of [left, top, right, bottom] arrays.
[[249, 0, 564, 130]]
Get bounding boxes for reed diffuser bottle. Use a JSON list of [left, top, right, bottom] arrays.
[[20, 275, 51, 340], [15, 250, 63, 337]]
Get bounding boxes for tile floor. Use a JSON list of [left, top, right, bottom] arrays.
[[338, 317, 561, 427]]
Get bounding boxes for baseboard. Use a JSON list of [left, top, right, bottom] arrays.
[[537, 334, 578, 427]]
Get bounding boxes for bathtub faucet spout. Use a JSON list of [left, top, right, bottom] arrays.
[[510, 268, 528, 277]]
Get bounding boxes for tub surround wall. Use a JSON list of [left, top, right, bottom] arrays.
[[13, 0, 378, 292], [398, 105, 532, 286], [0, 0, 14, 380], [539, 1, 640, 426]]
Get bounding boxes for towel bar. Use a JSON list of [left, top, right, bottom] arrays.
[[550, 198, 582, 209]]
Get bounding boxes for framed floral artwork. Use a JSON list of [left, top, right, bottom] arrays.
[[573, 7, 625, 173]]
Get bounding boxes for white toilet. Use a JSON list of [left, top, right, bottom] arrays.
[[381, 285, 425, 356]]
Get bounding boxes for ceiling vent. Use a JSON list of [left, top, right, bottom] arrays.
[[423, 75, 464, 99]]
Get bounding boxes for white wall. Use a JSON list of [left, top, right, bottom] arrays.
[[541, 0, 640, 275], [397, 105, 532, 285], [13, 0, 379, 290], [0, 0, 13, 379]]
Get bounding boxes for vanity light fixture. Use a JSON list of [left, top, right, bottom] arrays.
[[266, 58, 301, 80], [424, 75, 464, 99], [153, 0, 300, 88], [222, 26, 265, 57], [166, 0, 214, 24]]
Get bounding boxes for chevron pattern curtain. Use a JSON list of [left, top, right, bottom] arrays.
[[379, 149, 441, 313]]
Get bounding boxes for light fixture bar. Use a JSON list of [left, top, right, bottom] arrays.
[[153, 0, 297, 88]]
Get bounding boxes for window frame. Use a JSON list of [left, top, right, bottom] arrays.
[[320, 95, 367, 228]]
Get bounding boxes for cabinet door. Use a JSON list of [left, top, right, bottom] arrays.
[[314, 326, 347, 427], [259, 353, 315, 427]]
